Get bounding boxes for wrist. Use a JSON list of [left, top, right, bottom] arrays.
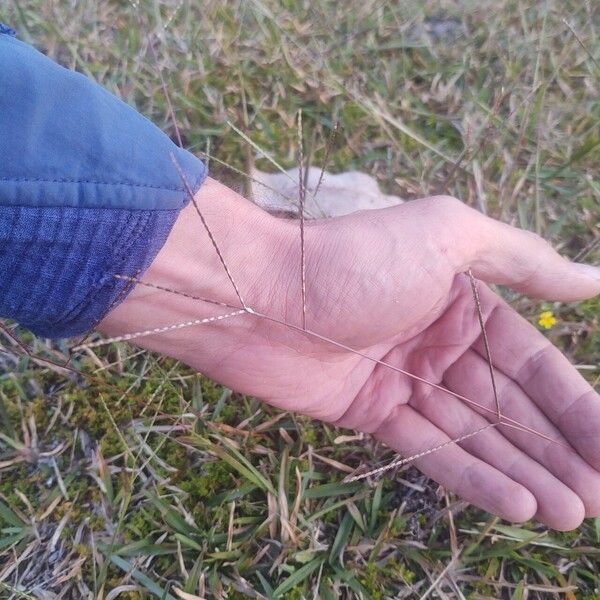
[[99, 177, 294, 362]]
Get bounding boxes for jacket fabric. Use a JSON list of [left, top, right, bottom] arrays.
[[0, 25, 207, 338]]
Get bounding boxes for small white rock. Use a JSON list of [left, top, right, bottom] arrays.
[[249, 166, 403, 218]]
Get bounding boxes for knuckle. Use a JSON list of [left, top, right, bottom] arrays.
[[420, 196, 472, 232], [521, 228, 545, 246], [426, 195, 464, 216]]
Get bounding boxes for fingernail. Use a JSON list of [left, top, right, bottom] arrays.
[[573, 263, 600, 282]]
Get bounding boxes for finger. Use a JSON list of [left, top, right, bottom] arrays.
[[470, 290, 600, 471], [375, 404, 537, 523], [409, 386, 585, 530], [431, 196, 600, 301], [443, 349, 600, 520]]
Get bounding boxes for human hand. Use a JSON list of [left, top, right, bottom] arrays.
[[101, 178, 600, 530]]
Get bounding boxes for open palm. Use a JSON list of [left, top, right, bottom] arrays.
[[103, 186, 600, 531]]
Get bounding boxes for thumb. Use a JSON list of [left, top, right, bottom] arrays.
[[437, 197, 600, 301]]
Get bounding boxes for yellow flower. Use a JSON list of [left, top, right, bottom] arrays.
[[538, 310, 557, 330]]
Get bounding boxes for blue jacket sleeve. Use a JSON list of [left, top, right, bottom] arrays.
[[0, 26, 207, 338]]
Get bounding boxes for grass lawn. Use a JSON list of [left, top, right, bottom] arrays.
[[1, 1, 599, 598]]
